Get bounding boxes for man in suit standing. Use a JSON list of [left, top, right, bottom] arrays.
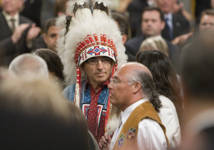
[[0, 0, 40, 66], [125, 7, 180, 70], [156, 0, 190, 41]]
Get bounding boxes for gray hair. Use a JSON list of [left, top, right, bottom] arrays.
[[127, 68, 162, 112], [9, 54, 48, 78]]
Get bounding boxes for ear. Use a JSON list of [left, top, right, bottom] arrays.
[[43, 34, 48, 44], [122, 34, 127, 45], [161, 21, 165, 30], [132, 82, 142, 94]]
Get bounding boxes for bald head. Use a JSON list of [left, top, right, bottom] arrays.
[[9, 54, 48, 77], [118, 62, 152, 82], [109, 62, 161, 111]]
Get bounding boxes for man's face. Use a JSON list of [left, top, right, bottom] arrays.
[[2, 0, 23, 15], [108, 66, 133, 111], [156, 0, 175, 14], [82, 56, 113, 87], [199, 15, 214, 32], [141, 10, 165, 37], [44, 26, 59, 51]]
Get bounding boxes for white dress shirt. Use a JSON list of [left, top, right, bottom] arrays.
[[158, 95, 181, 148], [2, 11, 19, 31], [164, 13, 173, 31], [109, 98, 167, 150]]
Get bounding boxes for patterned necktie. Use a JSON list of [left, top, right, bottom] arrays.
[[10, 18, 16, 33], [165, 17, 173, 40], [87, 97, 98, 135]]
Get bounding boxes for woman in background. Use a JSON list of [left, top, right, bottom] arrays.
[[136, 50, 183, 148]]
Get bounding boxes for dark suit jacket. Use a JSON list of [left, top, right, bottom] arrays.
[[0, 11, 33, 66], [162, 13, 190, 41], [125, 34, 181, 71]]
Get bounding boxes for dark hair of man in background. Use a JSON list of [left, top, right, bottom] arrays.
[[44, 18, 56, 34], [199, 9, 214, 21], [111, 12, 129, 36], [142, 7, 165, 22]]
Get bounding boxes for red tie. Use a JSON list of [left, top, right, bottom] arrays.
[[87, 97, 98, 135]]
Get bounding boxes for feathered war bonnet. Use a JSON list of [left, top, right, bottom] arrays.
[[56, 0, 127, 128]]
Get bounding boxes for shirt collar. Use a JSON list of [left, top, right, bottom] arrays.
[[120, 98, 148, 125], [164, 13, 172, 21], [85, 78, 109, 90], [2, 10, 19, 23]]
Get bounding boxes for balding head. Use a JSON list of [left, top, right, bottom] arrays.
[[9, 54, 48, 77], [109, 62, 161, 112]]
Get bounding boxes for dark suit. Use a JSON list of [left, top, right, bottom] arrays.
[[0, 11, 33, 66], [162, 13, 190, 41], [125, 34, 181, 71]]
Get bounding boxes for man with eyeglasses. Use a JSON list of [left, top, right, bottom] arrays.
[[100, 62, 168, 150], [61, 1, 127, 145]]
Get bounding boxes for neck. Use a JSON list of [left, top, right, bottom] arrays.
[[5, 11, 18, 17], [121, 95, 144, 111], [90, 81, 103, 92]]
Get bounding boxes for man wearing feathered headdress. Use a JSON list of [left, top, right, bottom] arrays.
[[57, 0, 127, 144]]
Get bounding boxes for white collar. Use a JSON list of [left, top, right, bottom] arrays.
[[120, 98, 148, 125], [2, 10, 19, 23], [164, 13, 172, 20]]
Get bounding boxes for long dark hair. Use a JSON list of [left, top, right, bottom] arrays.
[[34, 49, 65, 86], [136, 50, 183, 121]]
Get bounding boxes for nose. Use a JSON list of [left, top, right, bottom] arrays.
[[97, 60, 104, 69], [108, 81, 114, 90]]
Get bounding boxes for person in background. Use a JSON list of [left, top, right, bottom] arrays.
[[139, 36, 169, 56], [0, 76, 89, 150], [111, 12, 135, 61], [0, 0, 40, 66], [136, 50, 182, 147], [8, 53, 48, 78], [33, 18, 59, 51], [155, 0, 190, 42], [34, 48, 65, 88], [125, 7, 180, 71], [179, 32, 214, 150]]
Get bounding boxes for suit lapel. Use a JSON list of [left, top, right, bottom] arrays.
[[0, 11, 13, 39]]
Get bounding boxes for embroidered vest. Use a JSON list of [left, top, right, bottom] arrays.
[[113, 101, 169, 150]]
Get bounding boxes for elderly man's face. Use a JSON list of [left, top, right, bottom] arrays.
[[2, 0, 24, 15], [141, 10, 165, 37], [82, 56, 113, 88], [108, 65, 134, 111], [199, 15, 214, 32], [156, 0, 175, 14]]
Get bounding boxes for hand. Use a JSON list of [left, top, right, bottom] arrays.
[[11, 24, 29, 43], [99, 132, 112, 150], [171, 32, 193, 45], [173, 2, 184, 14], [26, 24, 41, 43]]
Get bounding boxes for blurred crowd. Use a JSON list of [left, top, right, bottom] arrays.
[[0, 0, 214, 150]]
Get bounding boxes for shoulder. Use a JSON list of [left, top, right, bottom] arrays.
[[19, 14, 34, 24], [62, 84, 76, 102], [125, 35, 144, 46], [159, 95, 176, 110], [173, 13, 188, 23]]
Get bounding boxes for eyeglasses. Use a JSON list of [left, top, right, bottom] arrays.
[[86, 57, 112, 65], [110, 78, 120, 86]]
